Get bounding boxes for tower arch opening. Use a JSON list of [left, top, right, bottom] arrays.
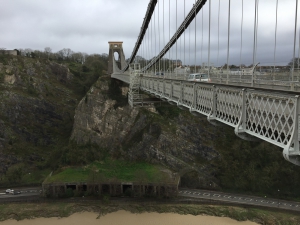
[[108, 41, 126, 75]]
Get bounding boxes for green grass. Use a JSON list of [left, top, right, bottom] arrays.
[[45, 159, 171, 184], [22, 169, 52, 184], [0, 168, 51, 188]]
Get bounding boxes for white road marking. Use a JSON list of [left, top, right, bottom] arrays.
[[223, 195, 232, 198]]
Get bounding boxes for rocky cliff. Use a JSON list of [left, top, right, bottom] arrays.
[[71, 77, 219, 186], [0, 54, 98, 177]]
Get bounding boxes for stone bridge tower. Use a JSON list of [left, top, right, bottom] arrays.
[[108, 41, 126, 75]]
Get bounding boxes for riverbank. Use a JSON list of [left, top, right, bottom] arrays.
[[0, 201, 299, 225]]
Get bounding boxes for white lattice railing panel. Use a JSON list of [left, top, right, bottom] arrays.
[[164, 81, 172, 98], [216, 87, 242, 126], [246, 92, 296, 146], [172, 82, 182, 99], [181, 83, 194, 107], [194, 85, 214, 115], [158, 81, 164, 95]]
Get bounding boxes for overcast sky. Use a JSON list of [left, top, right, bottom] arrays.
[[0, 0, 298, 66]]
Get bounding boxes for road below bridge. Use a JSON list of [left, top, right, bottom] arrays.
[[1, 186, 300, 212], [178, 188, 300, 212]]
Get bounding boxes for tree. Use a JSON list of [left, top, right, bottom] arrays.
[[24, 48, 33, 57], [6, 165, 23, 184], [288, 57, 300, 69], [44, 47, 52, 59], [57, 48, 73, 61]]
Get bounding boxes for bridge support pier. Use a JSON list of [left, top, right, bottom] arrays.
[[282, 95, 300, 166]]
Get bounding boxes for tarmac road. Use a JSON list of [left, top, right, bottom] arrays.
[[1, 186, 300, 212], [0, 187, 41, 199], [178, 188, 300, 211]]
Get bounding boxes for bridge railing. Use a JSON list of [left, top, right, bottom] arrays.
[[141, 72, 300, 91], [140, 76, 300, 166]]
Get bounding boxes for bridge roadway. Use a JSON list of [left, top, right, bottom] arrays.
[[112, 71, 300, 166], [1, 186, 299, 212]]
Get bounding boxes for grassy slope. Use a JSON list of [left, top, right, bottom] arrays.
[[45, 158, 172, 184]]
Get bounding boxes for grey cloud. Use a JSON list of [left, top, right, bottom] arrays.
[[0, 0, 298, 67]]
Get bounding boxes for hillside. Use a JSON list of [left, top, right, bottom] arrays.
[[0, 54, 102, 184], [1, 53, 300, 200]]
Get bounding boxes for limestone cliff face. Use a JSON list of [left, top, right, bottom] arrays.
[[71, 77, 218, 178], [71, 78, 139, 149], [0, 55, 78, 174]]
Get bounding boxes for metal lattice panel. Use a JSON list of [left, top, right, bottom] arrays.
[[172, 82, 182, 99], [181, 83, 194, 107], [164, 81, 172, 98], [216, 87, 242, 126], [246, 92, 296, 146], [158, 81, 164, 95], [194, 84, 214, 115]]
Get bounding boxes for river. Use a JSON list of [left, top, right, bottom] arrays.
[[0, 210, 258, 225]]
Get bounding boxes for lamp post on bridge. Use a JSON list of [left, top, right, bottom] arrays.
[[251, 62, 260, 87]]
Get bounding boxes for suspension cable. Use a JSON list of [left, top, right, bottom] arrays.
[[226, 0, 231, 76], [274, 0, 278, 75], [151, 14, 153, 71], [184, 0, 186, 67], [169, 0, 170, 72], [240, 0, 243, 70], [176, 0, 178, 75], [163, 0, 165, 72], [292, 0, 299, 81], [194, 0, 197, 73], [201, 9, 203, 68], [252, 0, 257, 86], [208, 0, 211, 79], [158, 0, 160, 73], [154, 9, 157, 73], [255, 0, 259, 66], [217, 0, 220, 67], [189, 14, 191, 67]]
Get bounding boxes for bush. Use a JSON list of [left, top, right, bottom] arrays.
[[82, 65, 89, 72], [6, 165, 23, 184], [102, 195, 110, 204]]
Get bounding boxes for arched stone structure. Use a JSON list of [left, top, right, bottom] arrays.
[[108, 41, 126, 75], [178, 167, 200, 177]]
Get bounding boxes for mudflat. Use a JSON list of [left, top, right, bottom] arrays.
[[0, 210, 258, 225]]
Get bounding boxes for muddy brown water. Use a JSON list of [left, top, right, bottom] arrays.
[[0, 210, 259, 225]]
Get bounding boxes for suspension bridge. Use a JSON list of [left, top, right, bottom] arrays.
[[107, 0, 300, 166]]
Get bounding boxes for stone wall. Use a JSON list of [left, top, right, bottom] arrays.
[[42, 181, 178, 198]]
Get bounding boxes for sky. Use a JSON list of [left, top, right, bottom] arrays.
[[0, 0, 298, 67]]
